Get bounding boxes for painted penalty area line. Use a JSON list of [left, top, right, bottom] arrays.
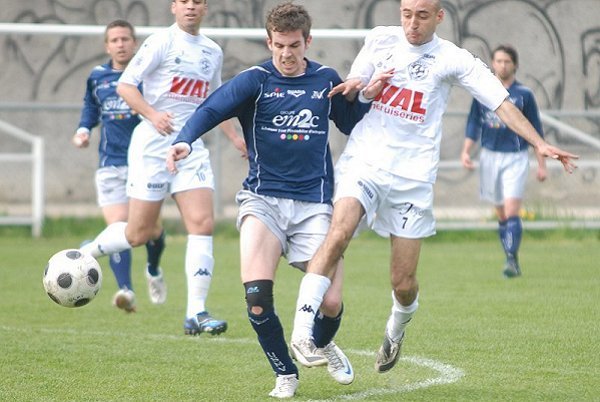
[[2, 325, 464, 399]]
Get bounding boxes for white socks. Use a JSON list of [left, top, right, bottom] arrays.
[[185, 235, 214, 318], [386, 291, 419, 342], [80, 221, 131, 258], [291, 273, 332, 341]]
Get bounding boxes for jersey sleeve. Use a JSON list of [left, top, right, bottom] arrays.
[[451, 48, 508, 112], [209, 47, 224, 92], [119, 34, 165, 86], [174, 68, 264, 146], [77, 74, 101, 133], [465, 99, 482, 141], [522, 89, 544, 138], [346, 28, 383, 84]]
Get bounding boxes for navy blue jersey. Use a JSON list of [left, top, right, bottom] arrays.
[[77, 61, 141, 167], [175, 59, 371, 204], [465, 80, 543, 152]]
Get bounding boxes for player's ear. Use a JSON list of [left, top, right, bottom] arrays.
[[266, 36, 273, 51], [305, 35, 312, 49], [436, 8, 445, 24]]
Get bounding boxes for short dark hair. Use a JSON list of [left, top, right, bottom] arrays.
[[104, 19, 135, 42], [265, 2, 311, 40], [492, 44, 518, 67]]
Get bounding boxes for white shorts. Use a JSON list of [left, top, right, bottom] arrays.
[[479, 149, 529, 205], [236, 190, 332, 270], [95, 166, 128, 207], [126, 120, 214, 201], [334, 154, 436, 239]]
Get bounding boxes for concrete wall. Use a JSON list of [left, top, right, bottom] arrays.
[[1, 0, 599, 218]]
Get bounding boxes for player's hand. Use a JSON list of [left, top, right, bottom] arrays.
[[150, 111, 175, 136], [232, 136, 248, 159], [166, 143, 191, 174], [538, 143, 579, 173], [328, 78, 365, 100], [362, 68, 395, 100], [72, 132, 90, 148], [461, 151, 475, 170], [536, 165, 548, 182]]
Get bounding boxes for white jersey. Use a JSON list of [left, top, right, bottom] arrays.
[[345, 27, 508, 183], [119, 23, 223, 156]]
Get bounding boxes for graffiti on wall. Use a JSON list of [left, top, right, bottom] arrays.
[[0, 0, 597, 205], [2, 0, 599, 112]]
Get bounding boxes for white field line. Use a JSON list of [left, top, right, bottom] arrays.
[[310, 349, 465, 401], [2, 325, 464, 399]]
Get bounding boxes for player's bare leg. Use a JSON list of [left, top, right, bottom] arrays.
[[375, 236, 421, 373], [291, 197, 364, 364]]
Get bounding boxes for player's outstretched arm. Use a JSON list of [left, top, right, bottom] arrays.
[[534, 148, 548, 182], [361, 68, 395, 100], [495, 100, 579, 173], [166, 143, 191, 174]]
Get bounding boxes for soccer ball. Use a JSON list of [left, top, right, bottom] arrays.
[[43, 249, 102, 308]]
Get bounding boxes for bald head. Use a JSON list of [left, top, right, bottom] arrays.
[[401, 0, 441, 10]]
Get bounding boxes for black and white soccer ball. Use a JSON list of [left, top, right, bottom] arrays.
[[43, 249, 102, 308]]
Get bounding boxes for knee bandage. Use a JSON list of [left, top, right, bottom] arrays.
[[244, 280, 274, 314]]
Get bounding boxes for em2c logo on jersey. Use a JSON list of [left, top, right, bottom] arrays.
[[372, 83, 427, 123]]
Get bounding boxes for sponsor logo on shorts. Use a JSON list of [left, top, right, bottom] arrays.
[[394, 202, 424, 216], [146, 183, 165, 190], [357, 180, 374, 200]]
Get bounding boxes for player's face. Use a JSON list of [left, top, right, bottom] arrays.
[[492, 51, 517, 82], [105, 26, 136, 70], [171, 0, 207, 35], [400, 0, 444, 46], [267, 30, 312, 77]]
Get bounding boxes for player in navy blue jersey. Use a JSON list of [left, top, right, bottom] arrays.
[[461, 44, 547, 278], [73, 20, 165, 313], [167, 3, 378, 398]]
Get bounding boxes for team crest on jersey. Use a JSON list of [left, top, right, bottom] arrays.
[[200, 59, 211, 73], [408, 54, 434, 81], [311, 88, 328, 99]]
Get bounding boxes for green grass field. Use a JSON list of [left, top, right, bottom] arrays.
[[1, 223, 599, 401]]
